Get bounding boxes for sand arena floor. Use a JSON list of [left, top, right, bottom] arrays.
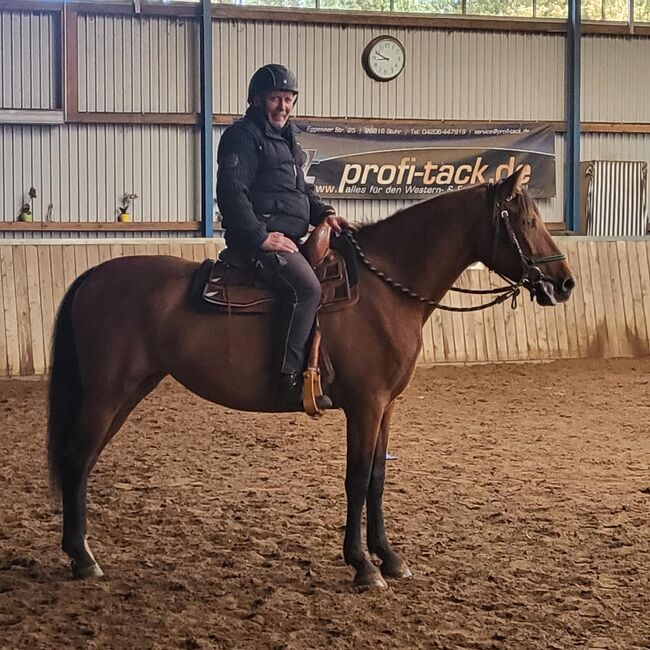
[[1, 358, 649, 649]]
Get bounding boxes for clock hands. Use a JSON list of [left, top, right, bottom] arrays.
[[375, 52, 390, 61]]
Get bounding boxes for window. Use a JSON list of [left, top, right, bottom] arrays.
[[140, 0, 650, 21]]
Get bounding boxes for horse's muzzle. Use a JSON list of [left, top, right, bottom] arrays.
[[532, 275, 575, 306]]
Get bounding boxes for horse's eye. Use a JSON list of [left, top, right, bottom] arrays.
[[505, 195, 513, 202]]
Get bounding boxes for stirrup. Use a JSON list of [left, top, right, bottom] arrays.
[[302, 368, 331, 417]]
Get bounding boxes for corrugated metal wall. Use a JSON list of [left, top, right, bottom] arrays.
[[583, 132, 650, 160], [214, 22, 565, 121], [1, 10, 649, 233], [0, 124, 198, 223], [0, 11, 58, 110], [582, 36, 650, 123], [78, 15, 198, 113]]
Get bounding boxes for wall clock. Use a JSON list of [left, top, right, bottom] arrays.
[[361, 35, 406, 82]]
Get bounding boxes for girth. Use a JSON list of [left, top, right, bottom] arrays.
[[200, 224, 359, 314]]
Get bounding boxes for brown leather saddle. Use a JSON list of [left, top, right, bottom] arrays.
[[192, 222, 359, 418], [199, 222, 358, 314]]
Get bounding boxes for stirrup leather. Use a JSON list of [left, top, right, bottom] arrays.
[[302, 325, 326, 418]]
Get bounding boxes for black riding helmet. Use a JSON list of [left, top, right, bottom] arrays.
[[247, 64, 299, 104]]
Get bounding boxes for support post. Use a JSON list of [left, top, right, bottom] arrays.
[[199, 0, 214, 237], [565, 0, 581, 233]]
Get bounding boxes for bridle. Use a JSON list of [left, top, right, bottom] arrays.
[[491, 186, 566, 300], [342, 183, 566, 313]]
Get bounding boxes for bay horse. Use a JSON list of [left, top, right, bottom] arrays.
[[47, 169, 574, 589]]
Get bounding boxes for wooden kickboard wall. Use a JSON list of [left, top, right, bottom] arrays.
[[0, 237, 648, 376]]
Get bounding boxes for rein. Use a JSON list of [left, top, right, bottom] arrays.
[[342, 185, 566, 313], [343, 229, 522, 313]]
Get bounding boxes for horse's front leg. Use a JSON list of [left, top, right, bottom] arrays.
[[367, 401, 412, 580], [343, 402, 388, 590]]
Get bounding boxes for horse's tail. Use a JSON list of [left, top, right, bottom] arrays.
[[47, 268, 94, 493]]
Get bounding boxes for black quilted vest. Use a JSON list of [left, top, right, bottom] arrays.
[[234, 110, 311, 240]]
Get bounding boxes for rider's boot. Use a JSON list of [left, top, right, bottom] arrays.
[[279, 371, 333, 411]]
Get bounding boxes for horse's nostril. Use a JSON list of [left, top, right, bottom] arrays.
[[562, 276, 576, 293]]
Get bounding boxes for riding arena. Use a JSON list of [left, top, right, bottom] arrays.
[[1, 2, 649, 648]]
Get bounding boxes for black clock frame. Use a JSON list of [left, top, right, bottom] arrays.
[[361, 35, 406, 82]]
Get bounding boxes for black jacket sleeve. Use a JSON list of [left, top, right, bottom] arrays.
[[216, 126, 268, 250], [307, 182, 336, 226]]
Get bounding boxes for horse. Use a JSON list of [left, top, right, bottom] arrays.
[[47, 168, 575, 590]]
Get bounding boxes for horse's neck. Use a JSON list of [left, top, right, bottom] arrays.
[[357, 193, 484, 317]]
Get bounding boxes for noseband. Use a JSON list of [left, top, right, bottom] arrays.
[[491, 189, 566, 296]]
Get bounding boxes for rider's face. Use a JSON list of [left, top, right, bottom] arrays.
[[263, 91, 296, 128]]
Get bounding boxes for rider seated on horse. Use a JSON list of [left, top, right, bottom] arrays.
[[216, 64, 348, 410]]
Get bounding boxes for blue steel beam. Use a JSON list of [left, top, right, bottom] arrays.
[[565, 0, 581, 233], [199, 0, 214, 237]]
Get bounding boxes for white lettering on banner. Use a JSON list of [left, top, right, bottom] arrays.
[[339, 164, 363, 192], [361, 164, 379, 185], [377, 165, 397, 185], [495, 156, 532, 184], [337, 156, 500, 191]]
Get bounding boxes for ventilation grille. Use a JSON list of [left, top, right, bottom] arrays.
[[586, 160, 648, 237]]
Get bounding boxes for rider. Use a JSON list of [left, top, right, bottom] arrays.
[[216, 63, 347, 410]]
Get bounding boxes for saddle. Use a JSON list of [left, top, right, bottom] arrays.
[[200, 222, 358, 314], [194, 222, 359, 418]]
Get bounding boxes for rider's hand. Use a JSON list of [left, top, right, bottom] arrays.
[[261, 231, 298, 253], [324, 214, 349, 234]]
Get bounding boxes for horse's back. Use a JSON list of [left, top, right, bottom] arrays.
[[92, 253, 199, 282]]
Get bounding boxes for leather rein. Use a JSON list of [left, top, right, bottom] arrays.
[[342, 187, 566, 313]]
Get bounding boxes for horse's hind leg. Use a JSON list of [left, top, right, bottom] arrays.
[[60, 399, 118, 578], [366, 401, 412, 580], [61, 376, 163, 579]]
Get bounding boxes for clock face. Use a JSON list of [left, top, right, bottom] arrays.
[[362, 36, 405, 82]]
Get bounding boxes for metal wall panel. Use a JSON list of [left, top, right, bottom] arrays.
[[536, 133, 565, 224], [0, 11, 57, 110], [0, 124, 198, 224], [78, 14, 198, 113], [582, 36, 650, 123], [4, 13, 648, 238], [214, 20, 565, 121], [582, 132, 650, 161]]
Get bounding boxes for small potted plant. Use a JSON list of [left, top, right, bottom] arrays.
[[18, 203, 33, 222], [17, 187, 37, 222], [118, 193, 138, 222]]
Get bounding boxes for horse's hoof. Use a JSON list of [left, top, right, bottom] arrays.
[[353, 570, 388, 591], [381, 561, 413, 579], [72, 561, 104, 580]]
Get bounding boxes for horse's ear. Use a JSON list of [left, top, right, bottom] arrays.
[[497, 167, 526, 200]]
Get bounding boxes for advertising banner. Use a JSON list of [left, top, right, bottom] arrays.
[[294, 122, 556, 200]]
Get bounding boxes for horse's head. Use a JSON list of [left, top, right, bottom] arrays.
[[485, 169, 575, 306]]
